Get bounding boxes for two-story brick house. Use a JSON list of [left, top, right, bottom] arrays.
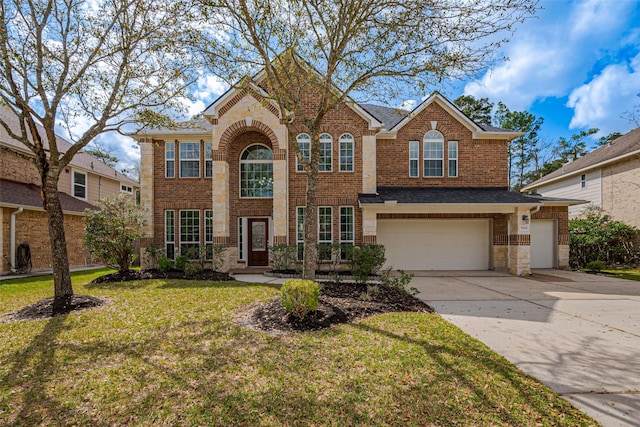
[[137, 80, 580, 275], [0, 106, 140, 275]]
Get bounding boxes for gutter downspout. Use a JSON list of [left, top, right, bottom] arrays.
[[9, 207, 24, 272]]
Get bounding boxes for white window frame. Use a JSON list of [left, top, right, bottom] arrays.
[[179, 141, 200, 178], [423, 130, 444, 178], [205, 210, 213, 260], [239, 144, 273, 198], [204, 142, 213, 178], [165, 142, 175, 178], [296, 133, 311, 172], [580, 174, 586, 189], [339, 206, 354, 261], [179, 209, 200, 255], [448, 141, 458, 178], [319, 133, 333, 172], [165, 210, 175, 259], [120, 183, 133, 194], [296, 207, 305, 260], [409, 140, 419, 178], [318, 206, 333, 261], [339, 133, 354, 172], [72, 170, 87, 200]]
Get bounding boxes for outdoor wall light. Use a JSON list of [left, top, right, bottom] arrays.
[[521, 214, 530, 223]]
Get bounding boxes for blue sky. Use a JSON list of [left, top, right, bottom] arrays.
[[102, 0, 640, 175]]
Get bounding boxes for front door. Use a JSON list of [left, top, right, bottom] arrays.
[[248, 218, 269, 266]]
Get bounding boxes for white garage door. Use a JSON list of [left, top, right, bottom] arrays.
[[377, 219, 491, 270], [530, 220, 556, 268]]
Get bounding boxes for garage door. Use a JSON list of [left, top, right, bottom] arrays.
[[530, 220, 556, 268], [377, 219, 491, 270]]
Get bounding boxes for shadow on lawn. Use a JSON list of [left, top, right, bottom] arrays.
[[0, 315, 110, 427], [85, 278, 280, 291]]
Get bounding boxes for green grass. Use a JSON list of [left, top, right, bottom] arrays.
[[0, 269, 597, 426], [601, 268, 640, 281]]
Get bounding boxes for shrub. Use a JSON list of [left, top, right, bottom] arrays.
[[350, 244, 386, 284], [175, 255, 187, 271], [158, 256, 174, 272], [380, 267, 418, 295], [585, 260, 606, 272], [185, 260, 203, 276], [270, 244, 297, 271], [280, 279, 320, 319], [570, 208, 639, 268], [83, 193, 145, 272]]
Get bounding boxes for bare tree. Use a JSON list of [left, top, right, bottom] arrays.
[[200, 0, 539, 279], [0, 0, 201, 313]]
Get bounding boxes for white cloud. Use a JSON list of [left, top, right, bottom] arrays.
[[568, 53, 640, 134], [463, 0, 638, 111]]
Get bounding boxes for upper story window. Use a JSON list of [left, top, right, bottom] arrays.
[[205, 142, 213, 178], [72, 171, 87, 200], [179, 141, 200, 178], [409, 141, 419, 177], [319, 133, 332, 172], [240, 144, 273, 198], [165, 142, 175, 178], [296, 133, 311, 172], [580, 174, 586, 188], [423, 130, 444, 177], [448, 141, 458, 178], [120, 184, 133, 194], [339, 133, 354, 172]]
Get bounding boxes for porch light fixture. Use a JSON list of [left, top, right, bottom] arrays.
[[521, 214, 529, 223]]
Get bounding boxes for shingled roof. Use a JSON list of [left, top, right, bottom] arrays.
[[359, 187, 543, 205], [0, 107, 138, 185], [523, 127, 640, 190], [0, 179, 95, 213]]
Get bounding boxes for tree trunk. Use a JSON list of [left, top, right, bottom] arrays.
[[302, 164, 319, 279], [43, 172, 74, 314]]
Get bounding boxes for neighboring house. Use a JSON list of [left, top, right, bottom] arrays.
[[522, 127, 640, 228], [136, 77, 580, 275], [0, 106, 140, 275]]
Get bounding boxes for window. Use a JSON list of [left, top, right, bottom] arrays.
[[296, 207, 305, 260], [72, 171, 87, 200], [423, 130, 444, 177], [339, 206, 354, 260], [165, 142, 175, 178], [409, 141, 419, 177], [238, 217, 245, 261], [318, 206, 333, 261], [205, 210, 213, 260], [581, 174, 586, 188], [120, 184, 133, 194], [296, 133, 310, 172], [179, 210, 200, 255], [339, 133, 354, 172], [205, 142, 213, 178], [179, 141, 200, 178], [448, 141, 458, 178], [165, 210, 175, 259], [319, 133, 332, 172], [240, 145, 273, 198]]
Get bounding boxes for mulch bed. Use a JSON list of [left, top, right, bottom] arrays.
[[5, 295, 107, 322], [235, 281, 434, 334], [90, 269, 233, 283]]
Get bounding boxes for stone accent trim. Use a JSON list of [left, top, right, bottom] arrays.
[[215, 119, 281, 161], [218, 87, 280, 118]]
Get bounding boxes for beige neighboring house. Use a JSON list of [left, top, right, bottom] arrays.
[[0, 106, 140, 275], [522, 127, 640, 228]]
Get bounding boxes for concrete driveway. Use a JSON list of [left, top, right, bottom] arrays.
[[411, 269, 640, 427]]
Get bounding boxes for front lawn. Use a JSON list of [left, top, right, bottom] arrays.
[[601, 268, 640, 282], [0, 269, 596, 426]]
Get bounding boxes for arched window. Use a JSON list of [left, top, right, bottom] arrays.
[[296, 133, 310, 172], [339, 133, 354, 172], [240, 144, 273, 198], [423, 130, 444, 177], [319, 133, 332, 172]]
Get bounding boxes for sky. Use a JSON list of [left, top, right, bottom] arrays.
[[96, 0, 640, 177]]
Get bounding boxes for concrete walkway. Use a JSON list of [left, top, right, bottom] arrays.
[[411, 269, 640, 427]]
